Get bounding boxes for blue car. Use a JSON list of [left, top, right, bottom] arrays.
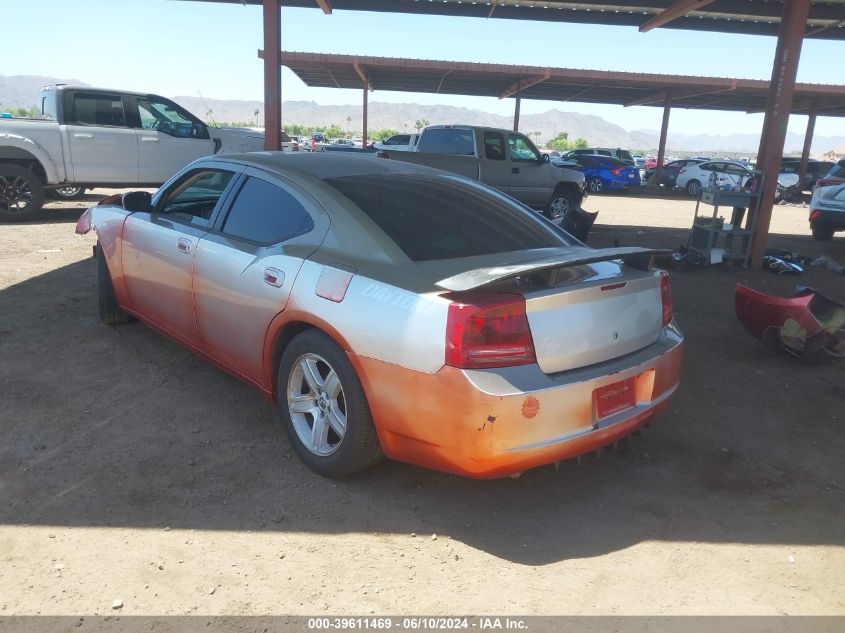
[[561, 155, 641, 193]]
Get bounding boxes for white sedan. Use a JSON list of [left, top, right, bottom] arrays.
[[675, 160, 753, 197]]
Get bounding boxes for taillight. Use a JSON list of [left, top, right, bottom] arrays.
[[445, 293, 536, 369], [815, 178, 843, 188], [810, 210, 822, 221], [679, 168, 687, 174], [610, 168, 623, 176], [660, 271, 673, 326]]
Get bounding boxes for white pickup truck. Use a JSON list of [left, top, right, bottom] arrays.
[[382, 125, 586, 219], [0, 85, 296, 221]]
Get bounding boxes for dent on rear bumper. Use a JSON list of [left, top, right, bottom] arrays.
[[353, 325, 684, 478]]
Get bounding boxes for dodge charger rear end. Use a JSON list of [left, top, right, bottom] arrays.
[[77, 153, 683, 478]]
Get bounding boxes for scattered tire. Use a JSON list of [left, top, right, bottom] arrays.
[[277, 329, 383, 478], [96, 243, 131, 325], [686, 179, 702, 197], [48, 185, 86, 200], [811, 223, 835, 242], [0, 164, 45, 222], [587, 177, 603, 194]]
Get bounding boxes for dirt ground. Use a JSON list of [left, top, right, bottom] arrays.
[[0, 188, 843, 617]]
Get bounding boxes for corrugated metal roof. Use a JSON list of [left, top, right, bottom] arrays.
[[275, 51, 845, 116], [186, 1, 845, 40]]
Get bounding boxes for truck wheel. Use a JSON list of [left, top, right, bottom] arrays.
[[48, 185, 86, 201], [96, 243, 131, 325], [546, 187, 580, 220], [0, 164, 45, 222], [811, 222, 835, 242]]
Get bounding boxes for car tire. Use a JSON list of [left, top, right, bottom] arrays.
[[0, 164, 45, 222], [96, 243, 131, 325], [545, 186, 579, 220], [811, 222, 835, 242], [686, 179, 702, 197], [48, 185, 86, 200], [277, 329, 383, 478]]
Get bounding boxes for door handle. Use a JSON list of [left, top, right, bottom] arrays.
[[73, 133, 93, 139], [263, 268, 285, 288], [512, 167, 520, 174], [140, 137, 159, 143], [177, 238, 192, 254]]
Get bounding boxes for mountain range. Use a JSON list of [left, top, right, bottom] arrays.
[[2, 75, 843, 155]]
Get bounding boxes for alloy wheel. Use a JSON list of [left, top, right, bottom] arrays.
[[548, 196, 569, 219], [287, 353, 347, 456], [0, 175, 35, 215]]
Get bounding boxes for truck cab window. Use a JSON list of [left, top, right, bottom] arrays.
[[484, 132, 505, 161], [137, 98, 209, 140], [507, 134, 540, 163], [71, 93, 127, 127], [416, 129, 475, 156]]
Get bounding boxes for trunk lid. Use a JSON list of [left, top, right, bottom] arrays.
[[435, 248, 668, 374], [523, 265, 663, 373]]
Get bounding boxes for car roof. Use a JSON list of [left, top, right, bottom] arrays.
[[215, 151, 447, 181]]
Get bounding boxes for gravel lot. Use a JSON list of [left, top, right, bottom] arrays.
[[0, 189, 843, 616]]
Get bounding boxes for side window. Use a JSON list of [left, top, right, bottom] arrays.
[[597, 150, 612, 157], [222, 177, 315, 245], [507, 134, 540, 163], [416, 129, 475, 155], [158, 169, 235, 228], [70, 93, 127, 127], [137, 97, 209, 140], [483, 132, 505, 161]]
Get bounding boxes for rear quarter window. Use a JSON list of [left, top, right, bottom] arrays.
[[416, 128, 475, 155], [323, 174, 570, 261]]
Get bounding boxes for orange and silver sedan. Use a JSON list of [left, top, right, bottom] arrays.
[[77, 153, 683, 478]]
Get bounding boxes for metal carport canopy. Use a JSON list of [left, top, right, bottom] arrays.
[[184, 0, 845, 267], [191, 0, 845, 40], [273, 51, 845, 117]]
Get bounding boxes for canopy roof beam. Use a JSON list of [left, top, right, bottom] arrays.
[[639, 0, 716, 33], [499, 71, 550, 99]]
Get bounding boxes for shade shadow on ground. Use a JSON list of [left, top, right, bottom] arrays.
[[0, 221, 843, 567]]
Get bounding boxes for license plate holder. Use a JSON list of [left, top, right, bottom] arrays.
[[593, 377, 636, 420]]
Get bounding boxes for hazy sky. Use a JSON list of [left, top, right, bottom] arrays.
[[3, 0, 844, 138]]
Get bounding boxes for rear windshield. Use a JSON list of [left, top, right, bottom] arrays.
[[416, 128, 475, 156], [323, 174, 571, 261], [617, 150, 633, 161]]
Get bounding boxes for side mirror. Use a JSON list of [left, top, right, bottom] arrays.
[[541, 154, 550, 163], [122, 191, 153, 213]]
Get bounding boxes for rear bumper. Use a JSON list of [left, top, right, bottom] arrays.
[[352, 325, 684, 478], [810, 210, 845, 229]]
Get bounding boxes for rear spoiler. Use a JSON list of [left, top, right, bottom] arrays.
[[436, 247, 670, 292]]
